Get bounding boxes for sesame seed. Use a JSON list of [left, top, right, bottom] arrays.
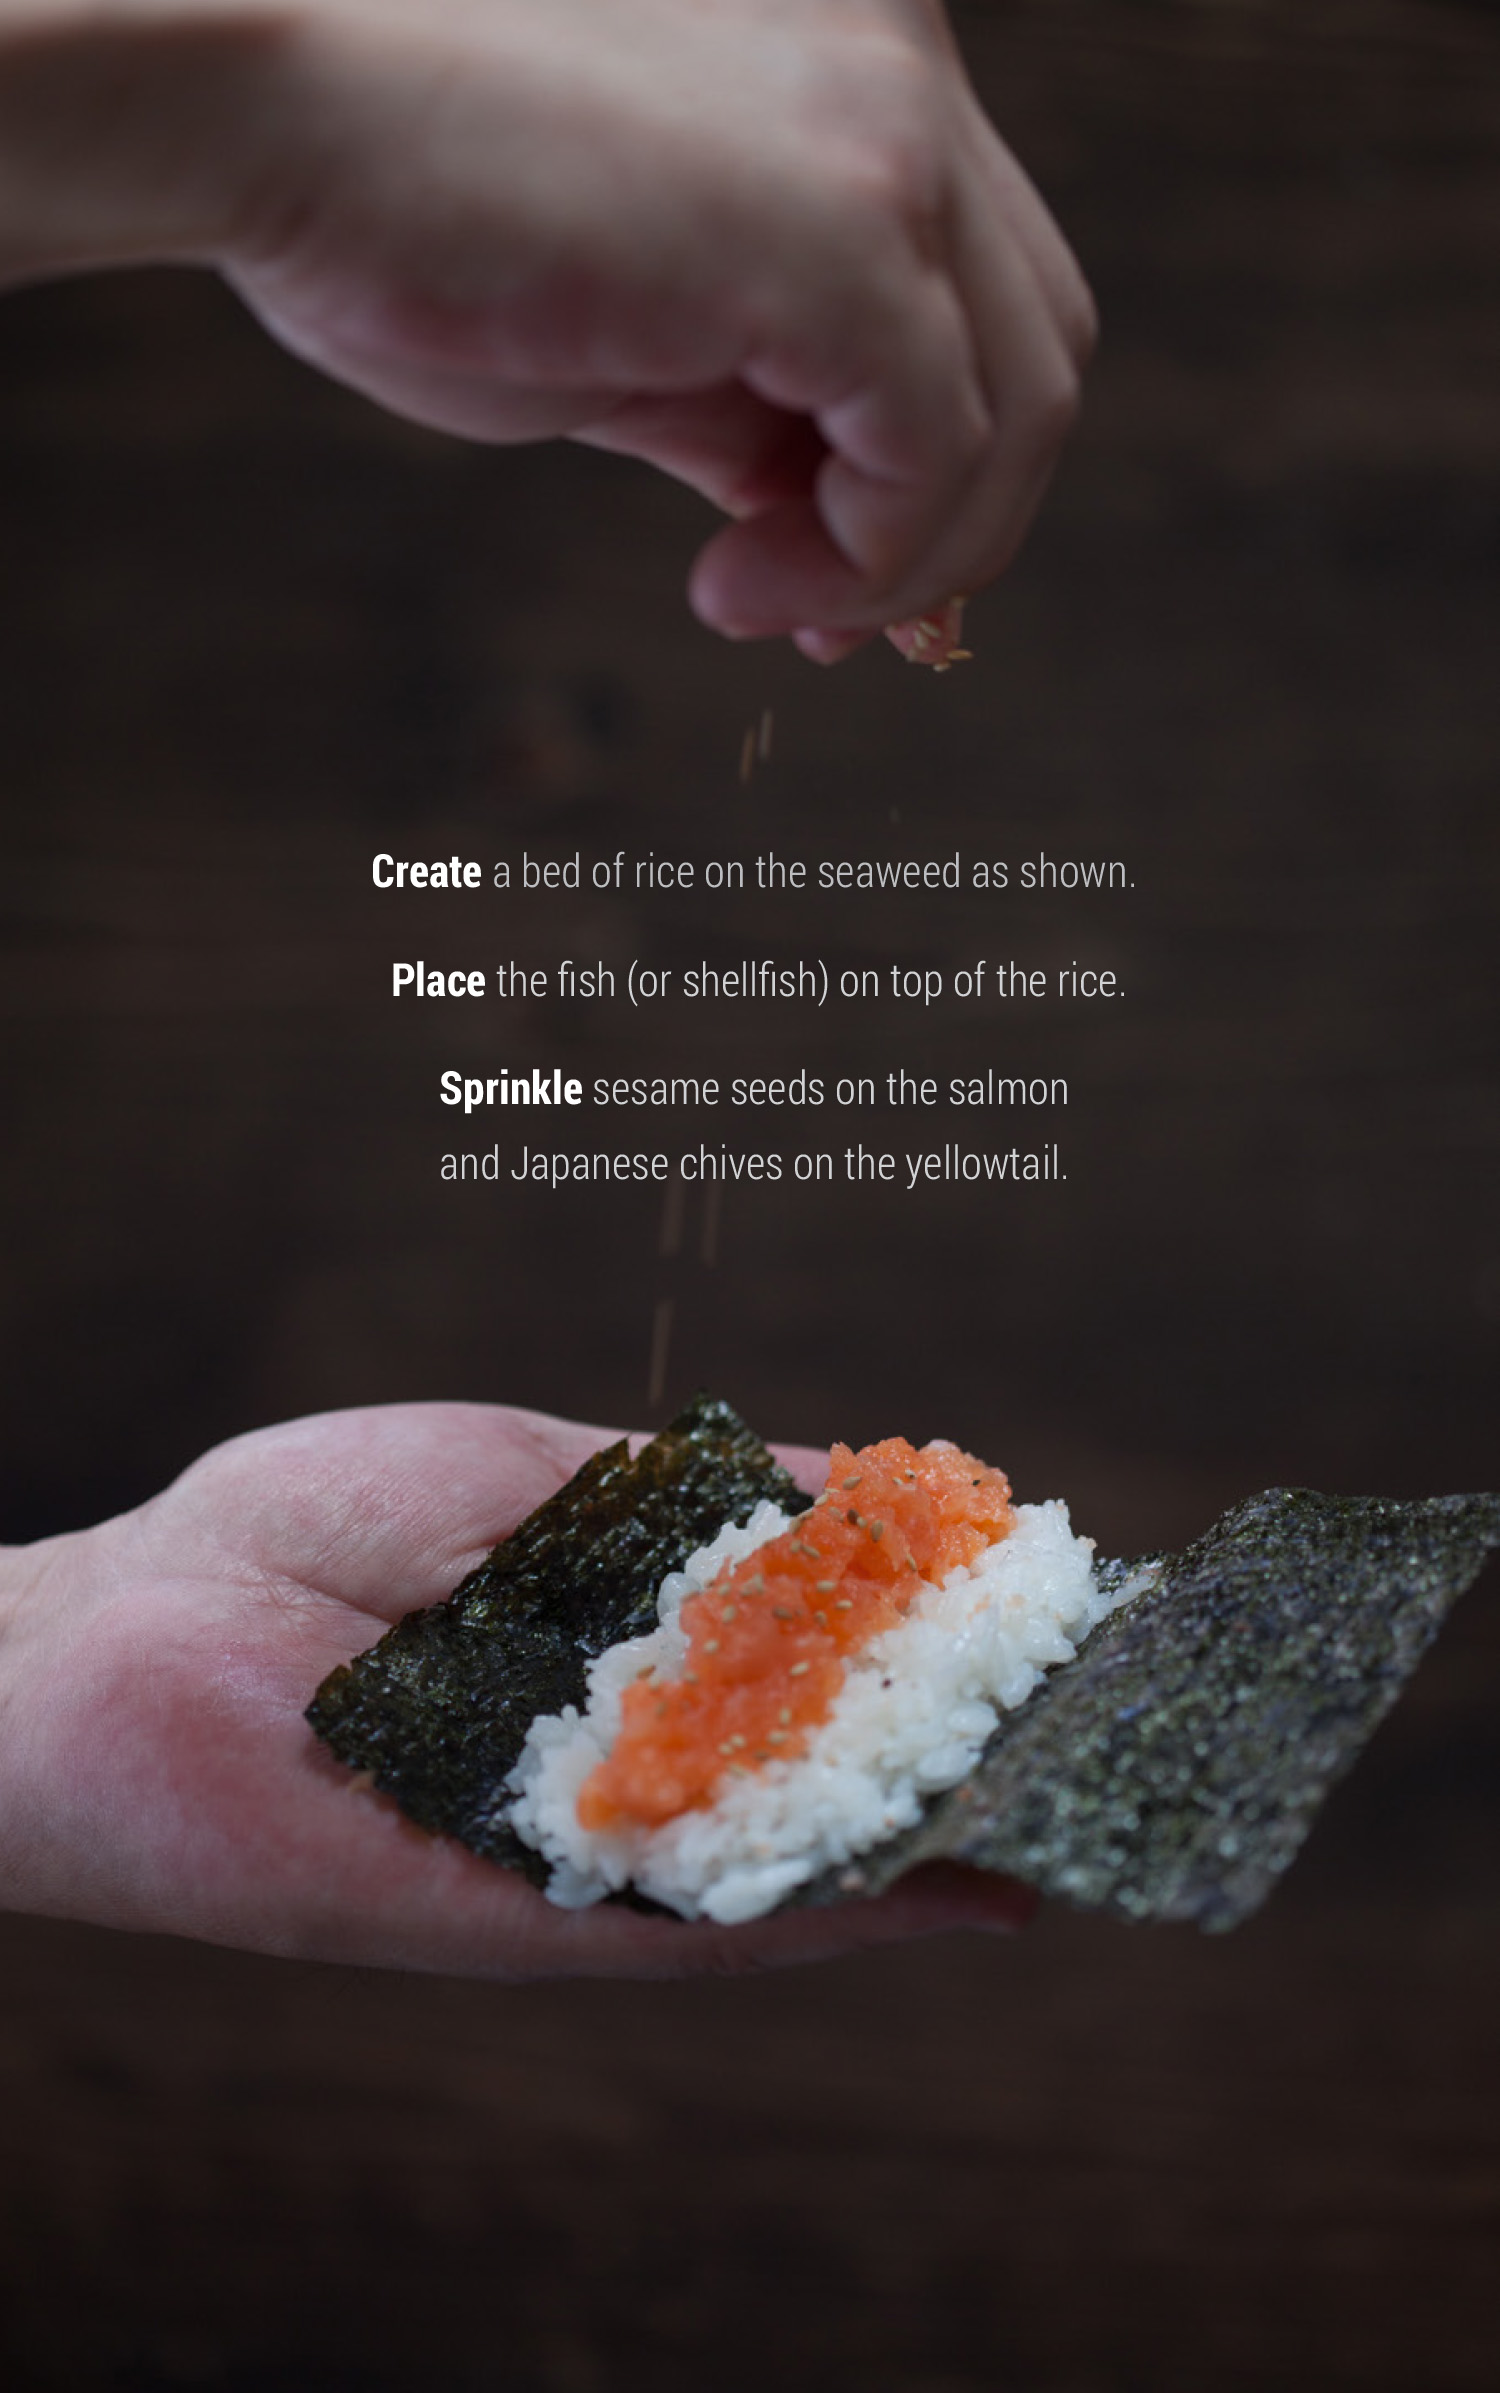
[[870, 1521, 884, 1539], [704, 1638, 720, 1654], [835, 1598, 853, 1610], [815, 1580, 836, 1593], [773, 1606, 794, 1620], [721, 1605, 736, 1622], [779, 1708, 792, 1725], [841, 1474, 862, 1490], [789, 1661, 810, 1677], [767, 1731, 786, 1745]]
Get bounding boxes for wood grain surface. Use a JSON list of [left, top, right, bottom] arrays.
[[1, 3, 1497, 2386]]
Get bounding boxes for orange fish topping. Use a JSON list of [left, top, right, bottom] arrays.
[[576, 1437, 1014, 1832]]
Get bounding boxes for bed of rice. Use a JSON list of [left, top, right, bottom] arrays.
[[507, 1495, 1118, 1924]]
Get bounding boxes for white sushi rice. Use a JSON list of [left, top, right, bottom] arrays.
[[507, 1493, 1121, 1925]]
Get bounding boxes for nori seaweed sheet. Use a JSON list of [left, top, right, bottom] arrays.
[[807, 1488, 1500, 1930], [312, 1423, 1500, 1927], [307, 1394, 803, 1878]]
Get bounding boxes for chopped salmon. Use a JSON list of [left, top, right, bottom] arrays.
[[577, 1437, 1014, 1830]]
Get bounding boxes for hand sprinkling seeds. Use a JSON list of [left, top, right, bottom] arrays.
[[884, 595, 973, 672]]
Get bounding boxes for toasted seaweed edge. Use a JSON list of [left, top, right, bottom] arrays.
[[802, 1487, 1500, 1930], [306, 1392, 803, 1878]]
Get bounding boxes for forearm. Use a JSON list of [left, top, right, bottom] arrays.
[[0, 0, 283, 285]]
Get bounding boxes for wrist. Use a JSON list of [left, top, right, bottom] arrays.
[[0, 0, 293, 285]]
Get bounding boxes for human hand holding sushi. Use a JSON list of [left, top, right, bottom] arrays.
[[0, 1402, 1035, 1976], [0, 0, 1092, 658]]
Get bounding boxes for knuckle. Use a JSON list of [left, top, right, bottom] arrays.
[[1023, 354, 1084, 464], [833, 51, 950, 251], [957, 372, 996, 464], [1062, 269, 1100, 367]]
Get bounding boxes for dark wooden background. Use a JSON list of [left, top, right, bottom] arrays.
[[1, 2, 1497, 2386]]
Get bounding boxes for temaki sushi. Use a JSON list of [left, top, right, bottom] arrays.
[[510, 1434, 1126, 1921], [308, 1396, 1500, 1931]]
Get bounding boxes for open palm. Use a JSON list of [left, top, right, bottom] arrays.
[[0, 1403, 1030, 1977]]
